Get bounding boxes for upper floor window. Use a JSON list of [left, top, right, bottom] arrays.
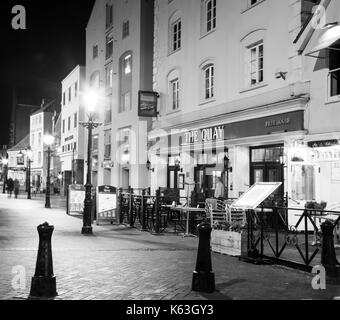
[[93, 45, 98, 59], [170, 19, 182, 53], [62, 120, 65, 134], [106, 3, 113, 29], [105, 64, 113, 89], [106, 33, 114, 60], [205, 0, 216, 34], [63, 92, 66, 106], [68, 87, 72, 102], [75, 82, 78, 97], [328, 44, 340, 99], [119, 52, 133, 113], [124, 54, 132, 75], [247, 42, 264, 87], [170, 79, 180, 111], [68, 117, 71, 131], [90, 71, 100, 88], [74, 113, 78, 128], [122, 20, 130, 39], [202, 63, 215, 100]]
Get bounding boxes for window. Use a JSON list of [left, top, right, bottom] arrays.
[[68, 117, 71, 131], [123, 20, 130, 39], [119, 52, 133, 113], [74, 113, 77, 128], [63, 92, 66, 106], [203, 64, 214, 100], [38, 133, 42, 146], [68, 87, 72, 102], [62, 120, 65, 134], [205, 0, 216, 33], [104, 130, 112, 159], [74, 142, 77, 151], [170, 78, 180, 110], [90, 71, 100, 88], [105, 101, 112, 124], [105, 65, 113, 89], [106, 33, 114, 60], [171, 19, 182, 52], [123, 92, 131, 111], [328, 44, 340, 99], [93, 45, 98, 59], [106, 3, 113, 28], [75, 82, 78, 97], [38, 152, 41, 165], [247, 43, 264, 87], [124, 54, 132, 75]]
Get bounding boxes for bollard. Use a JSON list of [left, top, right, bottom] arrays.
[[192, 221, 215, 293], [29, 222, 57, 299], [321, 220, 340, 282]]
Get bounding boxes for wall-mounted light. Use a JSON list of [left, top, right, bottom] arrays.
[[224, 155, 233, 173], [146, 160, 154, 172]]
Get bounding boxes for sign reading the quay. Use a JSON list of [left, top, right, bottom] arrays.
[[183, 126, 225, 145], [138, 91, 158, 118]]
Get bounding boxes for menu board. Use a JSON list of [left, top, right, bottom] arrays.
[[96, 186, 117, 225], [231, 182, 282, 210], [68, 184, 85, 214]]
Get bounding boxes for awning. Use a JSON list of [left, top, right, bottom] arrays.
[[306, 25, 340, 58]]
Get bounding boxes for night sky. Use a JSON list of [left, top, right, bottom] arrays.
[[0, 0, 95, 146]]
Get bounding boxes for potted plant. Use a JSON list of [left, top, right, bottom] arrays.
[[211, 220, 243, 257]]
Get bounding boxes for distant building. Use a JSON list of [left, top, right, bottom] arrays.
[[60, 65, 86, 192], [7, 135, 30, 188], [86, 0, 154, 189], [29, 100, 60, 192]]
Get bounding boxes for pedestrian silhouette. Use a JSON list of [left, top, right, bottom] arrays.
[[6, 178, 14, 198], [14, 179, 20, 199]]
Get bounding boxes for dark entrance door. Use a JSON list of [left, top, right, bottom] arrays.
[[194, 165, 219, 199], [167, 166, 180, 189]]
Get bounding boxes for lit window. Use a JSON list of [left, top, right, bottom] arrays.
[[124, 54, 132, 74], [106, 33, 114, 60]]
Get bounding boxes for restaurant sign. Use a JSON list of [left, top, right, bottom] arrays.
[[183, 126, 225, 145], [138, 91, 159, 118]]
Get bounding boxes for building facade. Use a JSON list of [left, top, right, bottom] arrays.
[[293, 0, 340, 212], [60, 65, 86, 190], [150, 0, 319, 217], [86, 0, 154, 190], [29, 102, 58, 192]]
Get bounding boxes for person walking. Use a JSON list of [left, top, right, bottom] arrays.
[[6, 178, 14, 198], [14, 179, 20, 199]]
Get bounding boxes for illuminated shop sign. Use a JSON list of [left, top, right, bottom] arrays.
[[183, 126, 224, 145]]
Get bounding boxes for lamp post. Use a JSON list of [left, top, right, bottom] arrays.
[[26, 148, 33, 199], [224, 154, 233, 200], [2, 158, 8, 194], [80, 91, 102, 235], [44, 135, 55, 208]]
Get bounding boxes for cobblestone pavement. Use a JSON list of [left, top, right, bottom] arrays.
[[1, 194, 340, 300]]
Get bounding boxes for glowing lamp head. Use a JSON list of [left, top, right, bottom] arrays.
[[44, 135, 55, 146], [2, 159, 8, 166], [84, 91, 99, 113]]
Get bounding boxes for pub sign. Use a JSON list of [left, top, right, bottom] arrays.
[[138, 91, 158, 118]]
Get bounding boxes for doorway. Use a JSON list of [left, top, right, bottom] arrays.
[[250, 145, 284, 200], [194, 165, 221, 198]]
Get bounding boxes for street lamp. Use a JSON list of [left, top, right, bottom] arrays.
[[26, 148, 33, 199], [80, 90, 102, 235], [44, 134, 55, 208], [224, 154, 233, 200], [2, 158, 8, 194]]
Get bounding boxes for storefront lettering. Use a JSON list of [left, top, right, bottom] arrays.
[[265, 117, 291, 128], [184, 126, 224, 145]]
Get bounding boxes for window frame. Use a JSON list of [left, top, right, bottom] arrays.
[[170, 18, 182, 53], [202, 63, 215, 101], [246, 42, 264, 88]]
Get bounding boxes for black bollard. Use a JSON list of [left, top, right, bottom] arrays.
[[321, 220, 340, 282], [192, 221, 215, 293], [29, 222, 57, 299]]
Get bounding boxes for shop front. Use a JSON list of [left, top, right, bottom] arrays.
[[157, 110, 306, 206]]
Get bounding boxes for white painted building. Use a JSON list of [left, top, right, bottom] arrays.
[[60, 65, 86, 188], [150, 0, 318, 212], [86, 0, 154, 190]]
